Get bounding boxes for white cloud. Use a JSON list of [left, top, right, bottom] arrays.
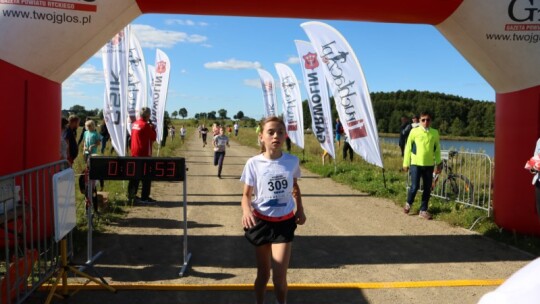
[[132, 24, 208, 48], [244, 78, 261, 88], [165, 19, 209, 27], [204, 59, 261, 70], [287, 56, 300, 64], [63, 64, 103, 86]]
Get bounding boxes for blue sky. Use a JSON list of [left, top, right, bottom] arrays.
[[62, 14, 495, 119]]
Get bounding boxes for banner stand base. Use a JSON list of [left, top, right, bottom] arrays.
[[44, 239, 115, 304], [178, 252, 192, 277]]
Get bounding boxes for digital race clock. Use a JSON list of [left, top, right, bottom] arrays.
[[89, 157, 185, 181]]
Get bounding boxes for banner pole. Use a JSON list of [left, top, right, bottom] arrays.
[[382, 168, 387, 189]]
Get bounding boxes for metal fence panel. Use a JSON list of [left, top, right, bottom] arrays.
[[1, 161, 69, 304], [407, 150, 493, 215]]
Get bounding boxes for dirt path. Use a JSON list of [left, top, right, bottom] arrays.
[[35, 133, 534, 303]]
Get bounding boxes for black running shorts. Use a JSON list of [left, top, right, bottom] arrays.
[[244, 217, 297, 246]]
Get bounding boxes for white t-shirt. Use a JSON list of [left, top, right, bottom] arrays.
[[240, 153, 301, 218]]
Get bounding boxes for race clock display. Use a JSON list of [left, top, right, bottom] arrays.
[[89, 157, 185, 181]]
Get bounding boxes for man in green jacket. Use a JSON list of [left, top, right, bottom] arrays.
[[403, 112, 442, 219]]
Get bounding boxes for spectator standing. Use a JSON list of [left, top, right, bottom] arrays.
[[240, 116, 306, 304], [169, 126, 176, 140], [528, 137, 540, 220], [77, 117, 90, 147], [83, 120, 101, 163], [399, 116, 412, 157], [403, 112, 442, 220], [60, 118, 69, 161], [64, 115, 80, 166], [342, 134, 353, 161], [335, 118, 343, 148], [128, 107, 157, 204], [411, 115, 420, 128], [100, 121, 110, 154], [213, 126, 230, 178]]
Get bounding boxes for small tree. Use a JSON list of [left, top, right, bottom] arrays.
[[218, 108, 228, 120], [179, 107, 188, 119], [171, 111, 178, 119], [235, 110, 245, 120]]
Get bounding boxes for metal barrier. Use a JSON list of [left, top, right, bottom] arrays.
[[1, 160, 70, 304], [407, 150, 493, 216]]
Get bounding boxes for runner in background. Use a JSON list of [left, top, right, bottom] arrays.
[[234, 121, 239, 136], [200, 124, 209, 147], [240, 116, 306, 304], [180, 125, 186, 143], [213, 126, 230, 178]]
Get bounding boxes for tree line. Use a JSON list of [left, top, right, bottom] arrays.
[[64, 90, 495, 138], [302, 90, 495, 138]]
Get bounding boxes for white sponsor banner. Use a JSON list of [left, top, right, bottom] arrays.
[[257, 68, 278, 117], [301, 21, 383, 168], [150, 49, 170, 144], [127, 29, 147, 134], [102, 26, 129, 157], [294, 40, 335, 159], [437, 0, 540, 93], [147, 64, 155, 109], [274, 63, 304, 149]]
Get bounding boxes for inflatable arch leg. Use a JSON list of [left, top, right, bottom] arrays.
[[494, 86, 540, 234]]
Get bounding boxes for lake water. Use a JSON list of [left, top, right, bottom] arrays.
[[380, 137, 494, 158]]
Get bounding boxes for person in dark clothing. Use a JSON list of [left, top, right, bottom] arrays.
[[286, 136, 292, 152], [100, 121, 110, 154], [64, 115, 80, 166], [343, 134, 353, 161], [77, 118, 89, 147], [398, 116, 412, 157]]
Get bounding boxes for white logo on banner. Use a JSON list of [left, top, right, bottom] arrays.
[[102, 26, 129, 157], [151, 49, 170, 144], [127, 30, 147, 135], [275, 63, 304, 149], [294, 40, 335, 158], [257, 68, 278, 117]]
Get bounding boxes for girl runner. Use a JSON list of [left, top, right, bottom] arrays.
[[240, 116, 306, 304], [213, 126, 229, 178]]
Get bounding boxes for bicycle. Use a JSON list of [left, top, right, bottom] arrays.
[[432, 151, 474, 204]]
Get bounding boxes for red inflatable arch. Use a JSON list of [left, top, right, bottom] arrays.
[[1, 0, 539, 234]]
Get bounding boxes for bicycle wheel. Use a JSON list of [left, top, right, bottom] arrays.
[[443, 175, 474, 203]]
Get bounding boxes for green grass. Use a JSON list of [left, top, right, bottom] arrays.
[[232, 129, 540, 255]]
